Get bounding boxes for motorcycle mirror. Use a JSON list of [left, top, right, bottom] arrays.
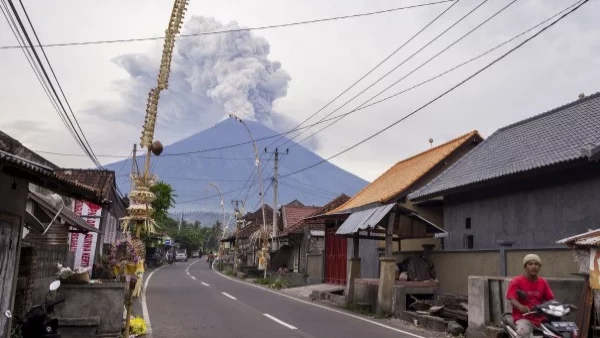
[[516, 290, 527, 300], [49, 280, 61, 292], [4, 310, 12, 319]]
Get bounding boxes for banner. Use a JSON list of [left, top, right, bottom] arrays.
[[103, 213, 117, 244], [70, 200, 102, 271]]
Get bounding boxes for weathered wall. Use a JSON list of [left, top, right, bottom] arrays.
[[0, 173, 28, 336], [348, 238, 379, 278], [443, 164, 600, 250], [14, 243, 70, 316], [306, 253, 324, 284], [54, 282, 126, 336], [393, 248, 576, 295]]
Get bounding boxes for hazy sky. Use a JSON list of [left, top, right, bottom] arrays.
[[1, 0, 599, 182]]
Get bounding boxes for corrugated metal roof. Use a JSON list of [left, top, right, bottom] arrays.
[[410, 93, 600, 201], [557, 228, 600, 247], [336, 203, 395, 235], [29, 190, 99, 233]]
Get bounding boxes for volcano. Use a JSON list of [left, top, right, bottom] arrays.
[[104, 119, 368, 214]]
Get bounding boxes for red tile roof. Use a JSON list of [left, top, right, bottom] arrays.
[[55, 169, 116, 201], [283, 205, 321, 229]]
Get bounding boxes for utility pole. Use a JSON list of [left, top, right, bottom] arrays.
[[264, 148, 288, 241], [130, 143, 137, 193]]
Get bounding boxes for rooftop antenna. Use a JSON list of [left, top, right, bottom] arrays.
[[429, 138, 434, 149]]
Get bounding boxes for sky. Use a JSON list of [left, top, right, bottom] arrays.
[[1, 0, 599, 182]]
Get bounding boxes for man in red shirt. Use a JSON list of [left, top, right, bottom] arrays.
[[506, 254, 555, 338]]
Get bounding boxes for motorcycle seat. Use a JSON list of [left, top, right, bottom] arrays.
[[502, 312, 516, 330]]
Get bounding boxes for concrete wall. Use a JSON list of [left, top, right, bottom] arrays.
[[54, 282, 126, 337], [348, 238, 379, 278], [467, 276, 585, 337], [393, 248, 577, 295], [306, 253, 324, 284], [443, 163, 600, 250]]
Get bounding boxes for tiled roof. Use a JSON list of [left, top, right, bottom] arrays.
[[287, 194, 351, 234], [330, 131, 482, 213], [409, 93, 600, 201], [55, 169, 116, 201], [282, 205, 321, 235]]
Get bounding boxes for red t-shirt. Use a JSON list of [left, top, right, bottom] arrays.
[[506, 275, 554, 326]]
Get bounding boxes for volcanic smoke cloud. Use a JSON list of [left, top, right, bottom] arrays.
[[92, 16, 291, 133]]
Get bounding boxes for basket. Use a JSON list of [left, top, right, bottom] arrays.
[[62, 271, 90, 284]]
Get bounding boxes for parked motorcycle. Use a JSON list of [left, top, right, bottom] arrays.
[[4, 280, 64, 338], [501, 290, 579, 338]]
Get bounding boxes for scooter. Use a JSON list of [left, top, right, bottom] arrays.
[[501, 290, 579, 338], [4, 280, 64, 338]]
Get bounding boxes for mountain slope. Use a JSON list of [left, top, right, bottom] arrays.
[[105, 119, 368, 213]]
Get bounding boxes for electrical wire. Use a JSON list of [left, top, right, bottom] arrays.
[[282, 0, 502, 150], [0, 1, 455, 50], [279, 0, 589, 179], [263, 0, 460, 149]]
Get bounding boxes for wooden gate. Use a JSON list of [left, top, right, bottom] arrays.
[[1, 213, 22, 337], [325, 228, 347, 285]]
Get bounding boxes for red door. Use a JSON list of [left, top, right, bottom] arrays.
[[325, 228, 347, 285]]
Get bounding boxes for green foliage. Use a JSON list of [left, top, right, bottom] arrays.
[[150, 181, 177, 222], [154, 215, 223, 254]]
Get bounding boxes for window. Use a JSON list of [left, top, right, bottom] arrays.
[[464, 235, 474, 249], [465, 217, 471, 229]]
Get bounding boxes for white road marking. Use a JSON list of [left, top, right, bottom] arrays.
[[214, 271, 426, 338], [190, 276, 197, 280], [141, 265, 166, 337], [221, 292, 237, 300], [201, 282, 210, 287], [264, 314, 297, 330]]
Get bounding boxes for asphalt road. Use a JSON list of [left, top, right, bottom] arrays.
[[144, 258, 430, 338]]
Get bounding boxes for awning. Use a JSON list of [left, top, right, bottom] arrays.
[[29, 190, 99, 233], [336, 203, 395, 235], [24, 210, 45, 233]]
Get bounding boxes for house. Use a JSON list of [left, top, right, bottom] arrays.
[[54, 168, 127, 261], [222, 204, 275, 267], [409, 93, 600, 249], [0, 130, 104, 336], [289, 194, 351, 284], [325, 130, 483, 283], [272, 201, 321, 272], [406, 93, 600, 295]]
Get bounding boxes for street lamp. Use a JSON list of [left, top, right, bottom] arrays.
[[229, 113, 269, 278]]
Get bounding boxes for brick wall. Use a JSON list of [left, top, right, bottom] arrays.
[[14, 242, 70, 315]]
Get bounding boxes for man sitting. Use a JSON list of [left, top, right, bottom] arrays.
[[506, 254, 555, 338]]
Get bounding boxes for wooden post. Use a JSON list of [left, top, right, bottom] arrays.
[[353, 234, 359, 258]]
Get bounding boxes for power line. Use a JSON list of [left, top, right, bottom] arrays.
[[279, 0, 589, 179], [0, 1, 455, 50], [15, 0, 102, 169], [284, 0, 500, 150], [264, 0, 460, 149]]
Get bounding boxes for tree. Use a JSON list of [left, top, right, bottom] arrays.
[[150, 181, 177, 221]]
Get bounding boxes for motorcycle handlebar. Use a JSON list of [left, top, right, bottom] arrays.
[[47, 299, 65, 309]]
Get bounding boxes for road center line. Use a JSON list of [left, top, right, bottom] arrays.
[[190, 276, 197, 280], [221, 292, 237, 300], [201, 282, 210, 287], [264, 314, 297, 330]]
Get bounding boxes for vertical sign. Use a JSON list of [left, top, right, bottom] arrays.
[[70, 200, 102, 270], [103, 213, 117, 244]]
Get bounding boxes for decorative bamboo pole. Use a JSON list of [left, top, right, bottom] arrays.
[[120, 1, 188, 336]]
